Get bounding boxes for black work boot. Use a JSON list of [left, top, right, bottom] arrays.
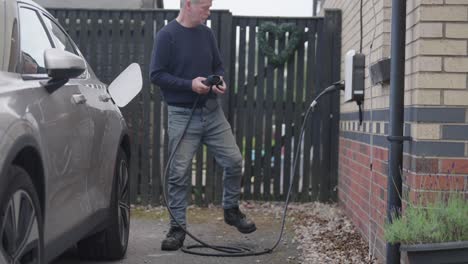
[[161, 226, 186, 251], [224, 207, 257, 234]]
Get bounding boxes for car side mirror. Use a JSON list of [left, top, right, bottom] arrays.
[[108, 63, 142, 107], [41, 48, 86, 93]]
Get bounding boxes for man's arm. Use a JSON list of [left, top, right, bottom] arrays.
[[149, 30, 192, 91]]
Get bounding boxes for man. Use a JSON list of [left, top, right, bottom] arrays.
[[150, 0, 256, 251]]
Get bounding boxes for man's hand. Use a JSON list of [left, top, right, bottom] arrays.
[[192, 77, 210, 94], [212, 76, 227, 95]]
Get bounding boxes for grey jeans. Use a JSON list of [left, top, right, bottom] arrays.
[[167, 102, 243, 227]]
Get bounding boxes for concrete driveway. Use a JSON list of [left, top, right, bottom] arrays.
[[53, 207, 300, 264]]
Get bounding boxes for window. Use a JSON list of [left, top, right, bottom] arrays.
[[41, 14, 77, 55], [18, 7, 52, 74], [8, 19, 20, 72], [0, 3, 4, 70]]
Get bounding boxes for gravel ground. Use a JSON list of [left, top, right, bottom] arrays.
[[55, 201, 378, 264], [239, 201, 378, 264]]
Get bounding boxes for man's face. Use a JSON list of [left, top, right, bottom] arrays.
[[189, 0, 212, 25]]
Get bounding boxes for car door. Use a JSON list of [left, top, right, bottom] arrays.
[[17, 5, 93, 246], [38, 12, 116, 212]]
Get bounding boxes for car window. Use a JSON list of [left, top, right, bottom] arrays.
[[41, 14, 78, 55], [40, 13, 88, 79], [0, 2, 4, 70], [18, 7, 52, 75], [8, 19, 20, 72]]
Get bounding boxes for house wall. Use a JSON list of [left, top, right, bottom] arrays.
[[322, 0, 468, 262]]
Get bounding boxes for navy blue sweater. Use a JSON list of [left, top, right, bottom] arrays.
[[149, 20, 224, 105]]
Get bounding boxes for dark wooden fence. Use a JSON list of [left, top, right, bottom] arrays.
[[49, 8, 341, 206]]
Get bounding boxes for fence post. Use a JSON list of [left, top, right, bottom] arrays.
[[327, 10, 342, 202], [319, 9, 341, 202]]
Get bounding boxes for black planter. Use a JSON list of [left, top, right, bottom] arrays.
[[401, 241, 468, 264]]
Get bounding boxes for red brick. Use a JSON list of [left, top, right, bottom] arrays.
[[353, 151, 371, 165], [372, 171, 387, 189], [407, 190, 460, 206], [373, 159, 389, 175], [440, 159, 468, 174], [406, 173, 465, 191], [404, 156, 439, 174], [373, 147, 389, 161]]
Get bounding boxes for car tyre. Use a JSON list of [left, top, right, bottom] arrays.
[[77, 147, 130, 260], [0, 165, 43, 264]]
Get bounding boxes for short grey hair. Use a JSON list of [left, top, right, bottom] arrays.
[[180, 0, 200, 8]]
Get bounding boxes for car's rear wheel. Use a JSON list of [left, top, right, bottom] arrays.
[[0, 165, 43, 264], [77, 147, 130, 260]]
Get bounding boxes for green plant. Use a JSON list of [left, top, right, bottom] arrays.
[[258, 22, 303, 67], [384, 193, 468, 244]]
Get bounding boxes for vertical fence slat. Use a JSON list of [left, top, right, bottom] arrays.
[[89, 11, 98, 71], [263, 21, 276, 200], [134, 11, 150, 205], [243, 18, 257, 200], [253, 22, 265, 200], [65, 10, 78, 45], [235, 19, 247, 198], [273, 32, 286, 200], [205, 146, 214, 204], [99, 11, 111, 84], [55, 10, 66, 32], [283, 19, 295, 201], [309, 18, 321, 202], [228, 20, 238, 125], [294, 21, 308, 201], [79, 10, 90, 59], [151, 12, 163, 206], [195, 150, 203, 205], [219, 11, 233, 119]]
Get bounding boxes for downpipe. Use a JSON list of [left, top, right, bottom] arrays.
[[386, 0, 408, 263]]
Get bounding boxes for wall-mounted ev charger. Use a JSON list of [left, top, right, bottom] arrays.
[[344, 49, 365, 103], [344, 49, 365, 124]]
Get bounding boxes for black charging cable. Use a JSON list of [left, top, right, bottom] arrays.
[[162, 77, 344, 257]]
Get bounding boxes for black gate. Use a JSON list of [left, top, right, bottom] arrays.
[[49, 9, 341, 206]]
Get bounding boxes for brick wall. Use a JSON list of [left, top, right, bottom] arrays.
[[323, 0, 468, 262]]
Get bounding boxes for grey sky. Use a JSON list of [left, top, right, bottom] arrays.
[[164, 0, 314, 17]]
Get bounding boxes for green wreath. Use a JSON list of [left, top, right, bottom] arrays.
[[258, 22, 303, 67]]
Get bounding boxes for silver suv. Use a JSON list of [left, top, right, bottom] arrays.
[[0, 0, 142, 263]]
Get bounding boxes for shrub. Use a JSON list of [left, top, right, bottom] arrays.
[[384, 194, 468, 244]]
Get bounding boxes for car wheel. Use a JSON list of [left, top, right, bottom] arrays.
[[0, 165, 43, 264], [77, 147, 130, 260]]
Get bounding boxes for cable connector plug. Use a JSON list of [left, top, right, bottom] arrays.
[[309, 80, 344, 110]]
